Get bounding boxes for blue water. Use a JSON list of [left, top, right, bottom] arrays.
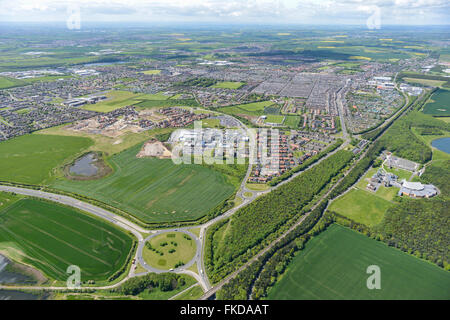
[[431, 137, 450, 154], [0, 255, 41, 300], [69, 153, 98, 176]]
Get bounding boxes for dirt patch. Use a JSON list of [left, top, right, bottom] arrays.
[[136, 139, 172, 159]]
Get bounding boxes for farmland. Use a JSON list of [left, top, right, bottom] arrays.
[[0, 134, 93, 185], [422, 89, 450, 116], [267, 224, 450, 300], [52, 142, 235, 224], [0, 198, 134, 282], [142, 232, 197, 270]]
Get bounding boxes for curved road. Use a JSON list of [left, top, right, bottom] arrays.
[[0, 100, 353, 295]]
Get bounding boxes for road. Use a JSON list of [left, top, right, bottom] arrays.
[[0, 103, 353, 295], [199, 83, 420, 300], [336, 79, 350, 140]]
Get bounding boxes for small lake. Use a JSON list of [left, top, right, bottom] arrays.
[[0, 255, 35, 285], [431, 137, 450, 154], [69, 153, 99, 176], [0, 255, 41, 300], [0, 290, 41, 300]]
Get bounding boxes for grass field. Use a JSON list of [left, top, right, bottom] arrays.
[[82, 90, 144, 112], [404, 77, 447, 87], [219, 101, 275, 117], [267, 224, 450, 300], [0, 192, 22, 211], [174, 284, 204, 300], [212, 81, 245, 89], [0, 134, 93, 185], [142, 70, 161, 75], [0, 198, 133, 281], [142, 232, 196, 270], [0, 76, 26, 89], [264, 115, 285, 125], [382, 164, 413, 181], [328, 188, 392, 227], [52, 142, 235, 223], [37, 125, 172, 156], [423, 89, 450, 116]]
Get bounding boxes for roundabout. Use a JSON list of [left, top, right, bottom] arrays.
[[138, 230, 200, 272]]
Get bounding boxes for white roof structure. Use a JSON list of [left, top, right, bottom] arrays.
[[402, 181, 424, 191]]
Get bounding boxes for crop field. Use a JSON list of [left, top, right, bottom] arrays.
[[267, 224, 450, 300], [423, 89, 450, 116], [0, 134, 93, 185], [328, 188, 392, 227], [212, 81, 245, 89], [52, 143, 235, 223], [0, 198, 134, 281], [142, 232, 196, 270]]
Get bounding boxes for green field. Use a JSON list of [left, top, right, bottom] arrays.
[[0, 198, 133, 281], [212, 81, 245, 89], [219, 101, 275, 117], [267, 224, 450, 300], [52, 142, 235, 223], [142, 232, 196, 270], [0, 134, 93, 184], [82, 90, 144, 112], [328, 189, 392, 227], [0, 192, 22, 211], [174, 284, 204, 300], [0, 76, 26, 89], [264, 115, 285, 125], [142, 70, 161, 75], [423, 89, 450, 116]]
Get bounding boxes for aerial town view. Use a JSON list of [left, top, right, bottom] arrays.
[[0, 0, 449, 311]]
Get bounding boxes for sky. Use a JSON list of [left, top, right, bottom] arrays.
[[0, 0, 449, 26]]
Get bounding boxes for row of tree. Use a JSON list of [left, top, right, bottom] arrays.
[[206, 150, 353, 283]]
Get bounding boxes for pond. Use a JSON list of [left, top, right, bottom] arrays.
[[431, 137, 450, 154], [0, 255, 35, 285], [69, 153, 99, 176], [0, 255, 42, 300]]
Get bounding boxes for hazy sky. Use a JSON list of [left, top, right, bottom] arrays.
[[0, 0, 448, 26]]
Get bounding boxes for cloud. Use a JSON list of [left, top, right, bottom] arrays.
[[0, 0, 448, 24]]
